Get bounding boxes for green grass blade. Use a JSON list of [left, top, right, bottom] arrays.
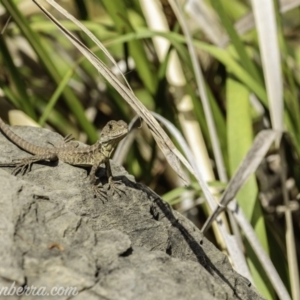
[[39, 67, 75, 127], [0, 35, 35, 118], [105, 29, 268, 105], [227, 78, 273, 299], [2, 0, 98, 141], [101, 0, 157, 94], [211, 0, 261, 83]]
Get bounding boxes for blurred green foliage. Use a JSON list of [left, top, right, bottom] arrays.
[[1, 1, 300, 298]]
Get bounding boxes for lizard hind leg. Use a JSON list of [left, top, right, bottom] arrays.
[[47, 134, 79, 149], [11, 153, 58, 176], [61, 134, 79, 148]]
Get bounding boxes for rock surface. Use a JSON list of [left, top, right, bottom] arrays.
[[0, 126, 264, 300]]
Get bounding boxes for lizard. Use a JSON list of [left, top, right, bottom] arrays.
[[0, 117, 129, 198]]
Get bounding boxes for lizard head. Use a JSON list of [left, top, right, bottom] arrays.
[[99, 120, 129, 157]]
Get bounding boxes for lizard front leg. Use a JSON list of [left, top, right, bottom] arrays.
[[89, 161, 125, 199], [89, 163, 107, 199], [105, 160, 125, 196]]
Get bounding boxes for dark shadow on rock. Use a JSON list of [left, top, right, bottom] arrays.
[[138, 183, 246, 300]]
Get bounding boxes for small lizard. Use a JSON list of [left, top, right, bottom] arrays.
[[0, 118, 129, 197]]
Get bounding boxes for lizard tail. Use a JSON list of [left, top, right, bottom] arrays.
[[0, 118, 50, 155]]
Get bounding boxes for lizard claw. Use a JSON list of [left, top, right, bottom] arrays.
[[107, 177, 126, 197], [90, 178, 125, 201], [92, 183, 107, 201], [11, 158, 35, 175], [10, 155, 53, 176]]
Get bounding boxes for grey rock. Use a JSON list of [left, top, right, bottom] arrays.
[[0, 126, 264, 300]]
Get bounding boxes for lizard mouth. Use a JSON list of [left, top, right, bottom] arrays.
[[99, 120, 129, 144], [116, 131, 128, 139]]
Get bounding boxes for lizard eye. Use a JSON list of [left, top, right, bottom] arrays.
[[108, 123, 113, 130]]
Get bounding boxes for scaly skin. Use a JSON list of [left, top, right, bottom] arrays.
[[0, 118, 129, 197]]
